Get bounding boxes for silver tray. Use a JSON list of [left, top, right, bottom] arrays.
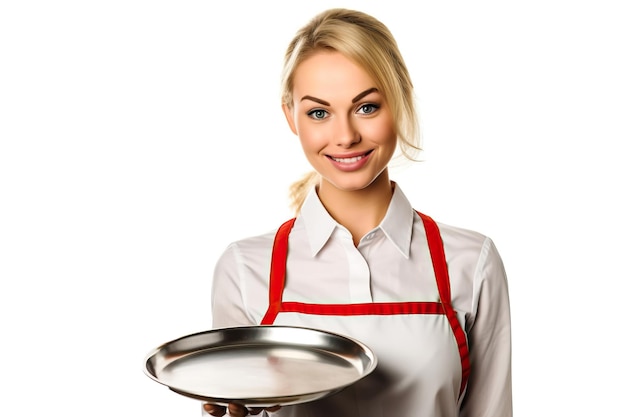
[[144, 325, 377, 407]]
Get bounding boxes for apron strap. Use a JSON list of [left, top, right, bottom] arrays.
[[261, 217, 296, 325], [417, 211, 471, 399]]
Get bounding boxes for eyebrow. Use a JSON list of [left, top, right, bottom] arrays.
[[300, 87, 379, 106], [351, 88, 379, 103], [300, 95, 330, 106]]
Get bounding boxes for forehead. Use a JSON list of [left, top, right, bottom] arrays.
[[292, 51, 377, 100]]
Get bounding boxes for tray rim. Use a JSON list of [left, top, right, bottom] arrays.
[[143, 324, 378, 406]]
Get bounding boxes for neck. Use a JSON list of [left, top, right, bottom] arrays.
[[317, 170, 394, 245]]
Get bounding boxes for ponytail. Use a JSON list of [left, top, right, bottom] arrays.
[[288, 171, 320, 214]]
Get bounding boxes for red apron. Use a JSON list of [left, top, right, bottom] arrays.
[[261, 212, 470, 416]]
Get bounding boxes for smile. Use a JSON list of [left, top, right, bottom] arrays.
[[328, 150, 373, 163], [331, 155, 364, 163], [326, 150, 374, 172]]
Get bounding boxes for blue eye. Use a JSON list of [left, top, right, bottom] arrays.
[[357, 104, 379, 115], [308, 109, 328, 120]]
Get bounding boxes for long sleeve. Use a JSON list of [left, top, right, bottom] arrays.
[[460, 238, 513, 417], [210, 242, 257, 328]]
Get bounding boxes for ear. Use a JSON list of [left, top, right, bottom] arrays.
[[282, 103, 298, 135]]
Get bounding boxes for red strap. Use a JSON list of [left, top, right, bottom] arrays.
[[418, 212, 451, 304], [281, 301, 444, 315], [261, 218, 296, 325], [417, 211, 470, 399]]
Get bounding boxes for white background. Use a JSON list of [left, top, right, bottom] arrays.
[[1, 1, 624, 416]]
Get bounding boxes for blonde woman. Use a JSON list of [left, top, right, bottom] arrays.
[[204, 8, 512, 417]]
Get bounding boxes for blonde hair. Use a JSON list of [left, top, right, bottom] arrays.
[[282, 8, 421, 213]]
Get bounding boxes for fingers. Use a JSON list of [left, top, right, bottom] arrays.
[[250, 405, 281, 414], [203, 402, 281, 416], [203, 403, 226, 417], [227, 403, 250, 417]]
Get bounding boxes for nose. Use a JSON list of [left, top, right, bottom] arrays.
[[334, 116, 361, 147]]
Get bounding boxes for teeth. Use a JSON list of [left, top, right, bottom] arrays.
[[332, 155, 363, 163]]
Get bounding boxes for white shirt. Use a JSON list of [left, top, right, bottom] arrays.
[[210, 184, 512, 416]]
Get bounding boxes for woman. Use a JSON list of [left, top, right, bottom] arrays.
[[204, 8, 512, 417]]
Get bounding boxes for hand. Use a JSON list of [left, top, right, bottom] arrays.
[[203, 402, 281, 417]]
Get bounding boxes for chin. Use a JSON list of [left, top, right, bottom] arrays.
[[326, 177, 378, 192]]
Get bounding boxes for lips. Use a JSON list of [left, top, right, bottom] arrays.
[[326, 150, 373, 172]]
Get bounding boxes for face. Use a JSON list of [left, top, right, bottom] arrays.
[[283, 51, 397, 194]]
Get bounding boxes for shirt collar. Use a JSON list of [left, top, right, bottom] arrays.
[[299, 183, 414, 258], [300, 187, 338, 257], [379, 183, 413, 259]]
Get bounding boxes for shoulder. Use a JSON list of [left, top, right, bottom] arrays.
[[219, 227, 279, 262], [218, 216, 299, 257], [435, 220, 490, 252], [211, 227, 279, 293], [422, 216, 506, 285], [436, 219, 503, 269], [416, 212, 491, 255]]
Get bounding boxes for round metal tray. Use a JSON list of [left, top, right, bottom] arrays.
[[144, 325, 377, 407]]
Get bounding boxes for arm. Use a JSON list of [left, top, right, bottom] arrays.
[[460, 238, 513, 417], [204, 244, 281, 416], [211, 242, 257, 328]]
